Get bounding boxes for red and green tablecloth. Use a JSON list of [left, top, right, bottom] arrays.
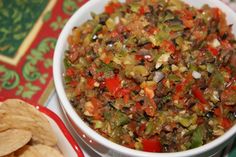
[[0, 0, 87, 105], [0, 0, 236, 156]]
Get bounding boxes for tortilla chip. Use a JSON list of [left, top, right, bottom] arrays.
[[2, 153, 15, 157], [0, 99, 57, 146], [0, 129, 32, 156], [15, 144, 63, 157], [15, 145, 40, 157]]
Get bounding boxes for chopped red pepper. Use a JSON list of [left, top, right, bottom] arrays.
[[221, 117, 232, 130], [142, 138, 162, 152], [214, 107, 221, 117], [161, 40, 176, 53], [66, 67, 75, 76], [212, 8, 221, 21], [139, 6, 145, 15], [196, 117, 204, 125], [87, 78, 95, 89], [192, 86, 208, 104], [207, 45, 219, 56], [221, 40, 232, 49], [105, 75, 121, 95], [111, 30, 119, 38], [175, 84, 184, 93], [136, 123, 146, 136], [230, 86, 236, 90], [196, 103, 205, 111], [105, 2, 121, 14], [135, 102, 142, 111]]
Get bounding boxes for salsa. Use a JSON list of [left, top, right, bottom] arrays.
[[63, 0, 236, 152]]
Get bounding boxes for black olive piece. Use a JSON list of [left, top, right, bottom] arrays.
[[205, 111, 214, 118], [122, 107, 130, 113], [92, 34, 98, 41], [86, 70, 93, 77], [70, 99, 77, 107], [148, 5, 154, 13], [107, 101, 115, 108], [222, 33, 228, 40], [158, 103, 162, 110], [106, 40, 115, 47], [133, 90, 139, 95], [72, 26, 78, 30], [113, 68, 119, 74], [139, 100, 144, 105], [163, 144, 169, 152], [143, 112, 150, 120], [138, 59, 145, 65], [234, 112, 236, 118], [228, 111, 236, 120], [98, 87, 106, 94], [122, 32, 129, 39], [99, 14, 109, 25]]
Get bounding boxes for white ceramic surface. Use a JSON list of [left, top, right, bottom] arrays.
[[53, 0, 236, 157]]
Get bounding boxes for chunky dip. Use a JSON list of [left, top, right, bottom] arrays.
[[63, 0, 236, 152]]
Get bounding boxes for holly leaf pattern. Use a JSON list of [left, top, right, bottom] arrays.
[[50, 16, 68, 31], [16, 83, 41, 99]]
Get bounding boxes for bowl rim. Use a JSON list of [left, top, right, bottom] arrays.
[[53, 0, 236, 156]]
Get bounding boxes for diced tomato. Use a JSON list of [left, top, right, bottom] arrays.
[[70, 81, 78, 87], [144, 87, 154, 99], [197, 117, 204, 124], [144, 100, 156, 117], [105, 2, 121, 14], [161, 40, 176, 53], [214, 107, 221, 117], [182, 9, 194, 20], [115, 88, 130, 99], [175, 74, 192, 99], [136, 123, 146, 136], [192, 86, 208, 104], [111, 30, 119, 38], [135, 54, 144, 61], [123, 94, 129, 104], [142, 138, 162, 152], [212, 8, 221, 20], [197, 103, 205, 111], [105, 75, 121, 95], [147, 26, 159, 35], [139, 6, 145, 15], [221, 117, 232, 130], [66, 68, 74, 76], [221, 40, 232, 49], [182, 19, 194, 28], [135, 102, 142, 111], [91, 97, 102, 108], [87, 78, 95, 89], [224, 66, 232, 75], [230, 86, 236, 90], [175, 84, 183, 93], [103, 56, 112, 64], [207, 45, 219, 56]]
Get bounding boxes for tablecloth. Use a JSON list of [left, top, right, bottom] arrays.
[[0, 0, 236, 156], [0, 0, 87, 105]]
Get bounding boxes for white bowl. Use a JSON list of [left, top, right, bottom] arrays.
[[53, 0, 236, 157]]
